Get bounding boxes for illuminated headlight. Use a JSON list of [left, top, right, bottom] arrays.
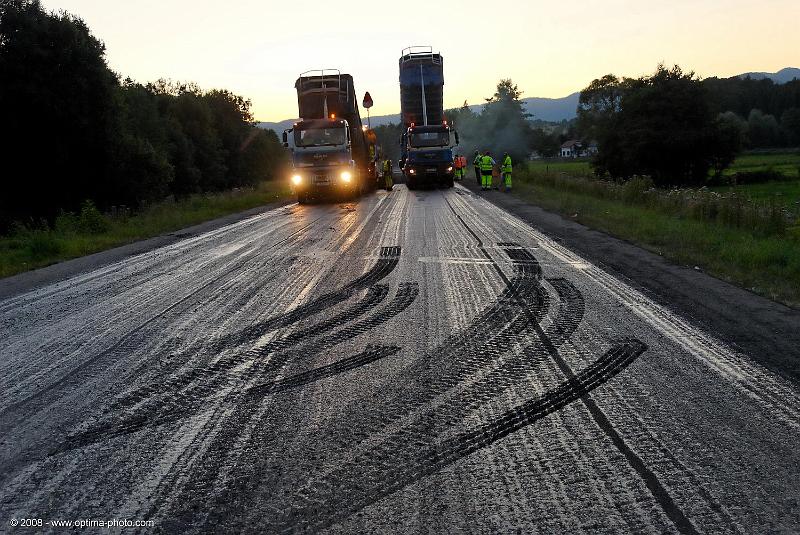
[[408, 168, 416, 174], [340, 171, 352, 182], [446, 166, 454, 172], [291, 174, 302, 185]]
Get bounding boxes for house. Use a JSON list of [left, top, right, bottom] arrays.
[[560, 140, 599, 158], [560, 140, 581, 158]]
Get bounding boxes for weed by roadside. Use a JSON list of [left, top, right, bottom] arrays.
[[0, 181, 292, 279], [515, 166, 800, 307]]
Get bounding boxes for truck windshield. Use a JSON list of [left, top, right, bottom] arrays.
[[409, 131, 449, 148], [295, 127, 347, 147]]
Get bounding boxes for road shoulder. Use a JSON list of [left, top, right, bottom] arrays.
[[458, 181, 800, 383], [0, 199, 294, 301]]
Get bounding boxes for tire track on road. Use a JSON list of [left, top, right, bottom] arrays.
[[57, 284, 392, 452], [276, 340, 648, 532], [147, 282, 419, 529], [448, 191, 697, 534]]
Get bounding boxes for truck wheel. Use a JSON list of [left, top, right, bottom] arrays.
[[297, 193, 308, 204], [446, 177, 455, 188], [407, 178, 416, 190]]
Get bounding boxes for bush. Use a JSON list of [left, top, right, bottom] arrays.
[[78, 200, 109, 234], [24, 232, 62, 260]]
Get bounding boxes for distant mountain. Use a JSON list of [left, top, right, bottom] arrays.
[[520, 93, 580, 122], [256, 119, 297, 134], [736, 67, 800, 84]]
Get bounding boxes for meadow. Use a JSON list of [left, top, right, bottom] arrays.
[[515, 152, 800, 306]]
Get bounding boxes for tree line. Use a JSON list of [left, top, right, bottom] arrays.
[[0, 0, 286, 231]]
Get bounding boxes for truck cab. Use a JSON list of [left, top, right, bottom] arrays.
[[283, 70, 370, 203], [401, 124, 458, 189], [284, 118, 360, 203]]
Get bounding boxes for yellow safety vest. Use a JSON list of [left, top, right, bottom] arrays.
[[480, 155, 493, 171], [502, 155, 512, 173]]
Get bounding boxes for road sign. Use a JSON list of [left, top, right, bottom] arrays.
[[363, 92, 373, 109]]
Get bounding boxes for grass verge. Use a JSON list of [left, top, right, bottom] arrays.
[[0, 181, 292, 279], [514, 171, 800, 307]]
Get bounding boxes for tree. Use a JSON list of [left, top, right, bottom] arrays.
[[711, 112, 747, 177], [577, 65, 744, 186], [478, 79, 533, 162], [747, 109, 782, 148], [0, 0, 121, 225], [780, 108, 800, 146]]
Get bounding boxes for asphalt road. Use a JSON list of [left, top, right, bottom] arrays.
[[1, 184, 798, 533]]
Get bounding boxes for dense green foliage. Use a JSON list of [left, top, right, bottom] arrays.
[[577, 66, 742, 186], [704, 75, 800, 147], [0, 0, 286, 231]]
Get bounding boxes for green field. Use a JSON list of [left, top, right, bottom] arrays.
[[722, 152, 800, 177], [527, 159, 593, 175], [0, 181, 292, 279], [514, 156, 800, 307]]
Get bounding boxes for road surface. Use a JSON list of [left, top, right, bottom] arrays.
[[1, 184, 798, 533]]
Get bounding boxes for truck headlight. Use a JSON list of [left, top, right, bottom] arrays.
[[446, 166, 454, 172], [408, 168, 416, 175], [291, 174, 302, 185], [341, 171, 352, 182]]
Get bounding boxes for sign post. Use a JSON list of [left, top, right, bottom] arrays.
[[362, 92, 373, 128]]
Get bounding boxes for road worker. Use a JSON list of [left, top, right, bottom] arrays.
[[453, 153, 465, 181], [473, 151, 482, 186], [480, 150, 496, 191], [458, 154, 468, 180], [383, 159, 393, 191], [501, 152, 512, 191]]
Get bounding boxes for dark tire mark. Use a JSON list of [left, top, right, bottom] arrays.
[[446, 197, 694, 534], [276, 340, 648, 532], [110, 284, 390, 413], [178, 245, 551, 530], [146, 282, 420, 525], [246, 345, 401, 396], [59, 285, 394, 452], [208, 245, 402, 353]]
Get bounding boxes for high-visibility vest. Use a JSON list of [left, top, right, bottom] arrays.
[[474, 155, 482, 166], [480, 155, 494, 171], [459, 156, 467, 168], [502, 155, 512, 173], [383, 160, 391, 173]]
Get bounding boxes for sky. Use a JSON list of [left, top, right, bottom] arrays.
[[42, 0, 800, 122]]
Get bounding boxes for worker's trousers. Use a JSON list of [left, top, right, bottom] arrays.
[[502, 172, 512, 189], [481, 170, 493, 188], [474, 166, 481, 185]]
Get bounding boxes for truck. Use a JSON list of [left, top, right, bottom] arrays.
[[282, 70, 378, 203], [398, 47, 459, 189]]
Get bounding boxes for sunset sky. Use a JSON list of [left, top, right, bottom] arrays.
[[42, 0, 800, 121]]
